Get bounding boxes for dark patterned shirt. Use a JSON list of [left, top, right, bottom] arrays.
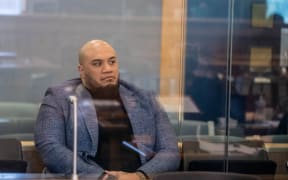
[[92, 96, 141, 171]]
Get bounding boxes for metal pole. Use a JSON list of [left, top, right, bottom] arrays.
[[224, 0, 235, 173], [69, 96, 78, 180]]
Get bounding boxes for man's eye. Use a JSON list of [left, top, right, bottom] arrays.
[[93, 62, 102, 66], [109, 59, 116, 65]]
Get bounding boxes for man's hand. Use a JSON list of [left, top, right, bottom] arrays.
[[103, 171, 140, 180]]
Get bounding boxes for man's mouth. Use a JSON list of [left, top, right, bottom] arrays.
[[101, 76, 115, 82]]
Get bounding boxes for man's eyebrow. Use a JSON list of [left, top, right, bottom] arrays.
[[108, 56, 117, 60], [91, 59, 103, 63], [90, 57, 116, 63]]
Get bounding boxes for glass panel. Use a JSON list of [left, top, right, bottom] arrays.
[[183, 0, 230, 172], [0, 0, 287, 179], [230, 0, 288, 179], [185, 0, 228, 134], [185, 0, 288, 179], [0, 0, 163, 141]]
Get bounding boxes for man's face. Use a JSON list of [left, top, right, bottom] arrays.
[[78, 42, 119, 90]]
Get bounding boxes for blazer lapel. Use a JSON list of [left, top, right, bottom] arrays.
[[119, 86, 142, 135], [75, 84, 98, 155], [119, 86, 153, 163]]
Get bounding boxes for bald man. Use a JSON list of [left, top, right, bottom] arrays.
[[34, 40, 180, 180]]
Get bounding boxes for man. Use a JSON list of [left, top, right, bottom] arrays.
[[34, 40, 180, 180]]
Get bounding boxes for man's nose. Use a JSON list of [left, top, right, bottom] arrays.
[[102, 62, 113, 72]]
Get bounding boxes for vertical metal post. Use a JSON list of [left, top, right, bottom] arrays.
[[69, 96, 78, 180], [224, 0, 235, 173]]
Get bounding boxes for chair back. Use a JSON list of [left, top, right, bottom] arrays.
[[0, 138, 23, 160], [0, 138, 27, 172], [181, 138, 268, 171], [0, 160, 27, 173], [152, 171, 261, 180]]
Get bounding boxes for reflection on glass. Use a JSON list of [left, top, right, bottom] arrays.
[[0, 0, 24, 15], [266, 0, 288, 24], [0, 1, 287, 179], [0, 0, 163, 140]]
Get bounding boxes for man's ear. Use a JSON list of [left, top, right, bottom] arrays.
[[78, 64, 85, 80], [78, 64, 83, 73]]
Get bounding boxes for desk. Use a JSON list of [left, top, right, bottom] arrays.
[[21, 141, 45, 173], [264, 143, 288, 175], [0, 173, 287, 180], [244, 121, 279, 136], [245, 135, 288, 175], [0, 173, 102, 180], [181, 136, 266, 171]]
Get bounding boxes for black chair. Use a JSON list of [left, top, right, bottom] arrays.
[[0, 160, 27, 173], [189, 160, 276, 178], [152, 171, 261, 180], [0, 138, 27, 172]]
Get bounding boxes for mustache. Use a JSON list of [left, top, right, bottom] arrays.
[[100, 76, 116, 81]]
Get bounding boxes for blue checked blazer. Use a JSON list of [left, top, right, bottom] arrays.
[[34, 78, 180, 176]]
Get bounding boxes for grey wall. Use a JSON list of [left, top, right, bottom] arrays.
[[0, 0, 162, 102]]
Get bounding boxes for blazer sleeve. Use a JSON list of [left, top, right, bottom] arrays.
[[34, 88, 104, 177], [137, 92, 181, 174]]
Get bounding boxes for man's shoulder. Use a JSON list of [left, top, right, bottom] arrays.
[[46, 78, 82, 95], [119, 79, 150, 95], [119, 79, 156, 103]]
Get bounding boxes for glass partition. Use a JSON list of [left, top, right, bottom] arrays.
[[0, 0, 287, 179], [230, 0, 288, 179], [0, 0, 163, 141], [184, 0, 288, 179]]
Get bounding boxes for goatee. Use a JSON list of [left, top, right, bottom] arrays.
[[90, 83, 120, 100]]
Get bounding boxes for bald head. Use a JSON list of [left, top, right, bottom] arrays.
[[78, 39, 119, 90], [78, 40, 116, 65]]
